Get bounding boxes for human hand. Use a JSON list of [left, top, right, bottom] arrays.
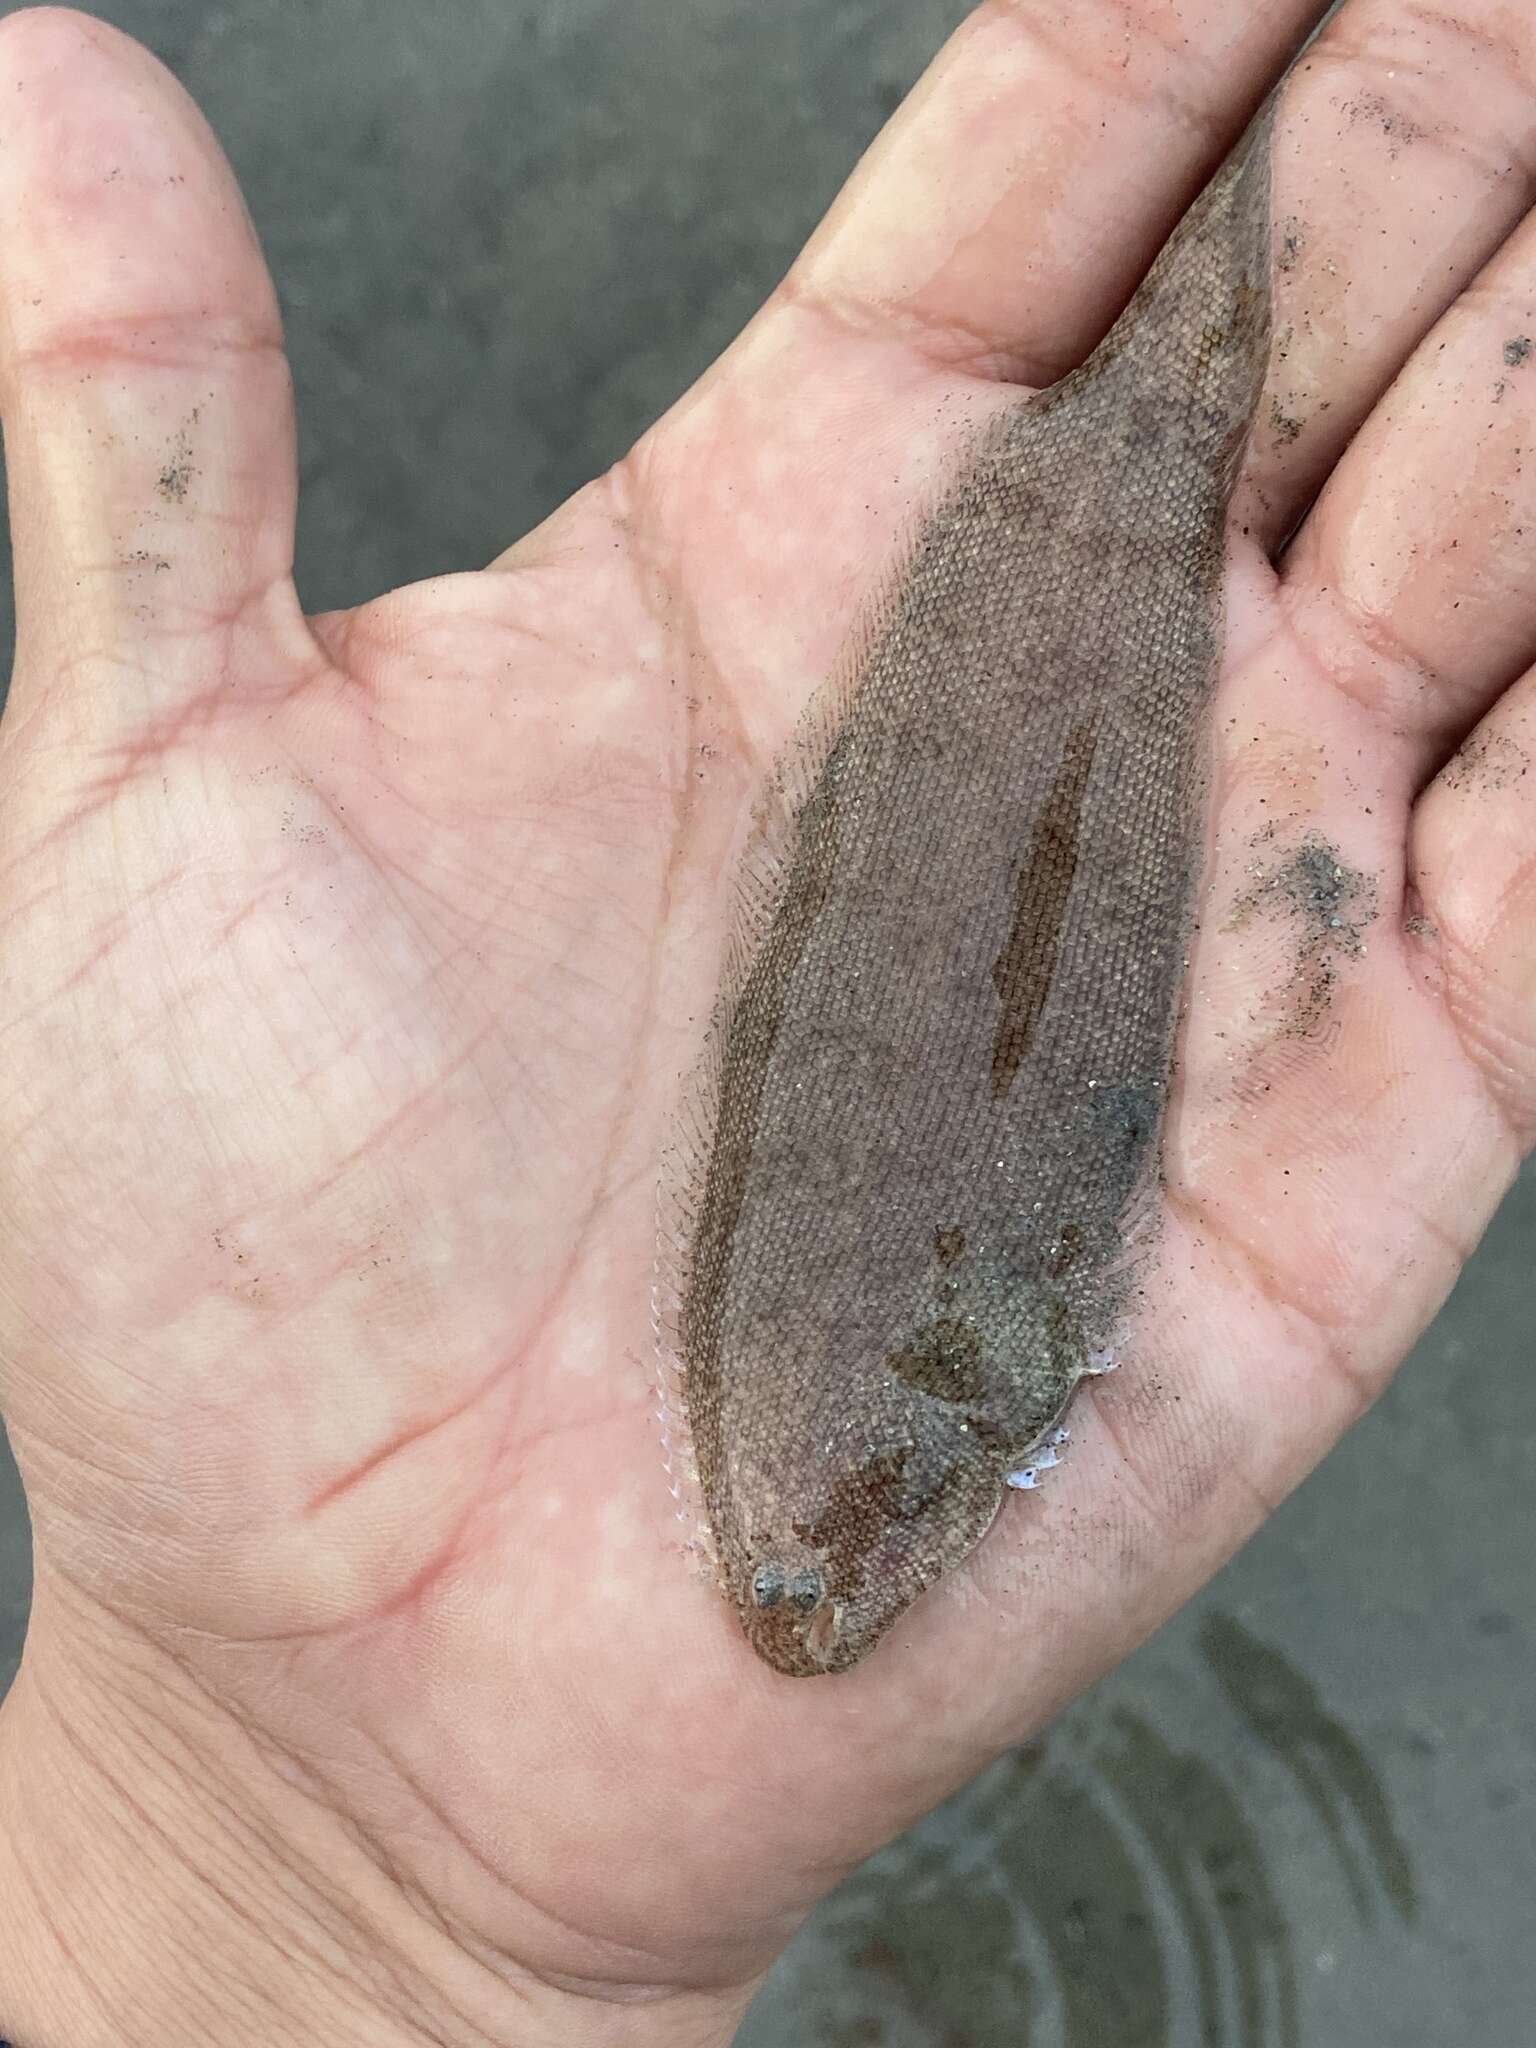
[[0, 4, 1531, 2045]]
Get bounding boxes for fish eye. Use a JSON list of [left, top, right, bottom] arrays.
[[751, 1563, 787, 1609], [787, 1568, 824, 1614]]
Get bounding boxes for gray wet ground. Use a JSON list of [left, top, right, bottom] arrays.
[[0, 5, 1530, 2044]]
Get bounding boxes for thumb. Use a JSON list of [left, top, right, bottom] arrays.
[[0, 7, 315, 737]]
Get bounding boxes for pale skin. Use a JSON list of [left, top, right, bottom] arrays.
[[0, 0, 1532, 2042]]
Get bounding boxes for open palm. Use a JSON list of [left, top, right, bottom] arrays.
[[1, 4, 1533, 2043]]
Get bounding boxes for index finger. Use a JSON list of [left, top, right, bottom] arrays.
[[786, 0, 1328, 387]]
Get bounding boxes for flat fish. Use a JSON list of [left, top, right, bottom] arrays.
[[659, 98, 1276, 1675]]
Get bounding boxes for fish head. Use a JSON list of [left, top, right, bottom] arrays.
[[724, 1413, 1004, 1676]]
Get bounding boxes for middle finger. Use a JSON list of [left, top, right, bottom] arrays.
[[1246, 0, 1536, 554]]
